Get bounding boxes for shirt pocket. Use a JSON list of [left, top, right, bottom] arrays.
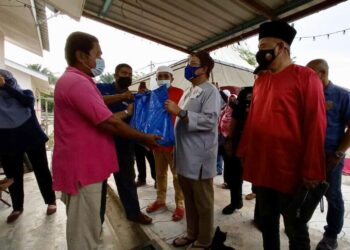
[[185, 98, 202, 113]]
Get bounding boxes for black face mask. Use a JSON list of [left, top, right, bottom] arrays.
[[255, 47, 276, 71], [117, 76, 132, 89]]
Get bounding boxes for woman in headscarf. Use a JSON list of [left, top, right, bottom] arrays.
[[0, 69, 56, 223]]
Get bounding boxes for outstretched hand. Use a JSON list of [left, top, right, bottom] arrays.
[[143, 134, 162, 149]]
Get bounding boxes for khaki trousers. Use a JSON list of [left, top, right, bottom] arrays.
[[154, 151, 184, 208], [61, 182, 103, 250], [178, 175, 214, 246]]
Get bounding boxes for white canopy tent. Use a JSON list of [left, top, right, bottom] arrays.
[[130, 58, 254, 92]]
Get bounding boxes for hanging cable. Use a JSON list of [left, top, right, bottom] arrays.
[[296, 27, 350, 41]]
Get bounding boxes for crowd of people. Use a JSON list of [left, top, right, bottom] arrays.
[[0, 19, 349, 250]]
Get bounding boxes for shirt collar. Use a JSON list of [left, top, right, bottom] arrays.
[[325, 81, 334, 93], [66, 66, 95, 85]]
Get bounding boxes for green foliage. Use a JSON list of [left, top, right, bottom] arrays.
[[98, 72, 115, 83], [27, 64, 58, 85], [232, 42, 257, 67], [40, 92, 54, 113]]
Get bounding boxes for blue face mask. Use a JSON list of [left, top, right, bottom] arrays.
[[184, 65, 201, 81], [91, 58, 105, 77]]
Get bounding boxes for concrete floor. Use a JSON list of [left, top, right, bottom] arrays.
[[0, 170, 349, 250], [0, 173, 119, 250], [135, 173, 350, 250]]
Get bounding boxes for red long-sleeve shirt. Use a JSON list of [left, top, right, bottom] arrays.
[[237, 64, 326, 194]]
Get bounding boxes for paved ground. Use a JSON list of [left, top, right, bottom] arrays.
[[0, 169, 349, 249], [0, 173, 119, 250], [134, 173, 350, 250]]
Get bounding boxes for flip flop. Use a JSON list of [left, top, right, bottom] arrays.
[[186, 243, 210, 250], [172, 236, 195, 247], [0, 178, 14, 191]]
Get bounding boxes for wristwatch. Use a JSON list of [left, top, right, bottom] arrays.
[[335, 151, 345, 159], [178, 109, 188, 119]]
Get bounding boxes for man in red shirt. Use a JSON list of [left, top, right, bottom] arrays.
[[237, 21, 326, 250], [146, 66, 185, 221]]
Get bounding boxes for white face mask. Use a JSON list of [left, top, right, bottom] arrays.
[[91, 58, 105, 77], [157, 79, 171, 88]]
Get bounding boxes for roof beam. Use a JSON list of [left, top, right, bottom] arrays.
[[99, 0, 114, 17], [236, 0, 277, 20]]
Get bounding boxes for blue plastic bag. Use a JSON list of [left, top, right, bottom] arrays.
[[130, 85, 175, 146]]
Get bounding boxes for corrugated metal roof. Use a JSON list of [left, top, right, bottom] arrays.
[[83, 0, 345, 53]]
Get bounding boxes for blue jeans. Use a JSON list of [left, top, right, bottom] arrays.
[[324, 160, 345, 239]]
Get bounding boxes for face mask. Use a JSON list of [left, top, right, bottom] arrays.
[[91, 58, 105, 77], [157, 79, 171, 88], [255, 47, 277, 71], [184, 65, 201, 81], [117, 76, 132, 89]]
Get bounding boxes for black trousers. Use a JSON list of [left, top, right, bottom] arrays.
[[1, 143, 56, 211], [256, 187, 310, 250], [252, 185, 261, 226], [114, 139, 142, 220], [134, 143, 156, 182], [221, 146, 243, 206]]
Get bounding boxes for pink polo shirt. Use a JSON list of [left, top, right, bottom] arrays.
[[52, 67, 118, 194]]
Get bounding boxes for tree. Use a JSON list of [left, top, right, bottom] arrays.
[[27, 64, 58, 85], [98, 73, 114, 83], [232, 42, 257, 67]]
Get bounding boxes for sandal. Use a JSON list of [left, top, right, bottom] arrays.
[[172, 207, 184, 221], [245, 193, 256, 200], [0, 178, 14, 191], [146, 201, 166, 213], [221, 183, 229, 189], [47, 203, 57, 215], [7, 210, 23, 223], [172, 236, 195, 247], [186, 243, 210, 250]]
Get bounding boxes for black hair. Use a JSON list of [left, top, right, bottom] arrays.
[[193, 51, 214, 78], [65, 32, 98, 66], [115, 63, 132, 74]]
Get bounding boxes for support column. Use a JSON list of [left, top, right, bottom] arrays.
[[0, 31, 5, 68]]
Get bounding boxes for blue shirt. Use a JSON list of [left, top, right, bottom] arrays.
[[96, 83, 132, 115], [96, 83, 134, 151], [324, 82, 350, 152]]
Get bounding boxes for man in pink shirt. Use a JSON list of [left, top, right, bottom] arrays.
[[53, 31, 159, 250]]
